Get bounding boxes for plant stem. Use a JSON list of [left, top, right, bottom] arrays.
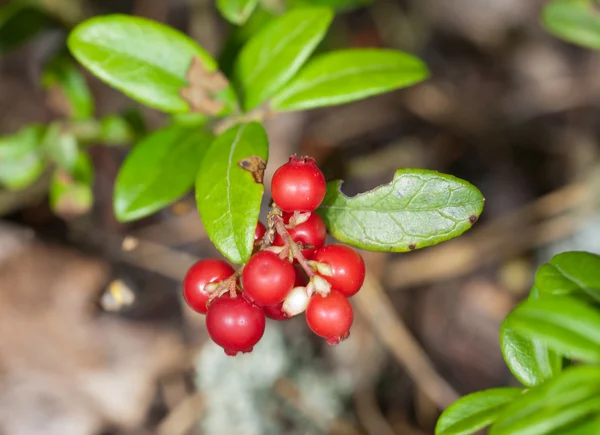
[[272, 214, 315, 278]]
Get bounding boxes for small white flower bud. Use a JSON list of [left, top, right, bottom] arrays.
[[282, 286, 310, 316]]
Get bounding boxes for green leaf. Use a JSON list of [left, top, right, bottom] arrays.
[[435, 388, 523, 435], [43, 123, 79, 172], [536, 251, 600, 298], [195, 122, 268, 264], [271, 49, 428, 111], [0, 125, 46, 190], [317, 169, 484, 252], [98, 115, 134, 145], [288, 0, 373, 12], [217, 0, 259, 25], [234, 7, 333, 110], [500, 287, 563, 387], [503, 295, 600, 363], [114, 125, 213, 222], [0, 1, 56, 53], [542, 0, 600, 50], [490, 365, 600, 435], [42, 54, 94, 120], [50, 150, 94, 219], [68, 14, 237, 114]]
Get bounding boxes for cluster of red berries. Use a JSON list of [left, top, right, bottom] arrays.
[[183, 156, 366, 356]]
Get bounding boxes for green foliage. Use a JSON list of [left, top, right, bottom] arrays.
[[67, 14, 237, 114], [271, 49, 429, 111], [317, 169, 484, 252], [536, 251, 600, 298], [0, 0, 56, 52], [0, 125, 46, 190], [288, 0, 373, 12], [114, 125, 213, 222], [435, 388, 523, 435], [42, 54, 94, 120], [50, 150, 94, 218], [195, 122, 268, 264], [500, 287, 563, 387], [542, 0, 600, 50], [234, 7, 333, 110], [217, 0, 259, 25]]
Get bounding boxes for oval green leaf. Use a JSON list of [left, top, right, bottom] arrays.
[[536, 251, 600, 299], [234, 7, 333, 111], [271, 49, 428, 111], [0, 125, 46, 190], [217, 0, 259, 25], [195, 122, 268, 264], [500, 287, 563, 388], [68, 14, 236, 113], [542, 0, 600, 50], [317, 169, 484, 252], [490, 365, 600, 435], [503, 296, 600, 363], [114, 125, 213, 222], [435, 388, 523, 435]]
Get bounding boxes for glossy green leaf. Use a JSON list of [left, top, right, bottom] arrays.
[[50, 150, 94, 219], [490, 365, 600, 435], [235, 7, 333, 110], [0, 125, 46, 190], [317, 169, 484, 252], [542, 0, 600, 50], [503, 296, 600, 363], [68, 14, 237, 114], [217, 0, 259, 25], [114, 125, 212, 222], [271, 49, 428, 111], [536, 251, 600, 299], [0, 1, 56, 53], [435, 388, 523, 435], [195, 122, 268, 264], [42, 54, 94, 120], [500, 287, 563, 387]]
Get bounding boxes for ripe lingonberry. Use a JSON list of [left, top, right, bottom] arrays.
[[254, 221, 266, 244], [313, 244, 365, 297], [242, 250, 295, 306], [306, 290, 353, 345], [263, 302, 288, 321], [206, 294, 265, 356], [183, 259, 234, 314], [273, 212, 327, 259], [271, 156, 326, 212]]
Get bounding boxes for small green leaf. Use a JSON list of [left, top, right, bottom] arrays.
[[98, 115, 134, 144], [50, 150, 94, 219], [0, 1, 56, 53], [536, 251, 600, 298], [0, 125, 46, 190], [217, 0, 259, 25], [43, 123, 79, 171], [500, 287, 563, 388], [435, 388, 523, 435], [490, 365, 600, 435], [68, 14, 237, 114], [42, 54, 94, 120], [542, 0, 600, 50], [271, 49, 428, 111], [503, 295, 600, 363], [235, 7, 333, 110], [317, 169, 484, 252], [195, 122, 268, 264], [114, 125, 212, 222], [288, 0, 373, 12]]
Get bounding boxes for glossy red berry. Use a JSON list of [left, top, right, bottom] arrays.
[[306, 290, 353, 345], [206, 294, 266, 356], [271, 156, 326, 212], [182, 259, 234, 314], [242, 250, 295, 306], [273, 212, 326, 259], [313, 244, 365, 297], [254, 221, 266, 244], [263, 266, 309, 321]]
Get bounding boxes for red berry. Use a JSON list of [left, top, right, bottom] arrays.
[[263, 302, 289, 321], [271, 156, 326, 212], [183, 259, 234, 314], [313, 244, 365, 297], [306, 290, 353, 345], [206, 294, 265, 356], [254, 221, 266, 244], [242, 250, 295, 306], [274, 212, 326, 259], [294, 265, 309, 287]]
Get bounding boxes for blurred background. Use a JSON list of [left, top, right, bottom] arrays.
[[1, 0, 600, 434]]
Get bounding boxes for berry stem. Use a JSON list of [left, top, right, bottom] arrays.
[[272, 213, 315, 278]]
